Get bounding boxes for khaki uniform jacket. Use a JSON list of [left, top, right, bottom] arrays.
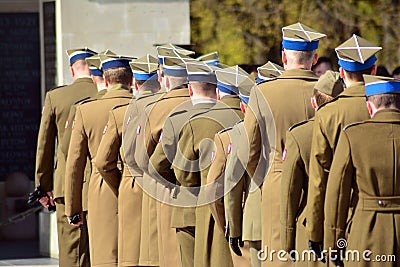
[[193, 95, 243, 266], [95, 102, 144, 267], [136, 85, 190, 267], [324, 110, 400, 267], [61, 89, 107, 211], [35, 77, 97, 198], [243, 69, 317, 266], [119, 90, 164, 266], [207, 123, 252, 267], [306, 82, 370, 242], [65, 85, 132, 267], [150, 96, 242, 267], [281, 119, 325, 267], [224, 121, 262, 242]]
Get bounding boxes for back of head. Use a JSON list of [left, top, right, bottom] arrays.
[[284, 49, 316, 69], [281, 22, 326, 70], [364, 74, 400, 110], [335, 35, 382, 83], [100, 54, 135, 87], [136, 79, 161, 93], [71, 59, 91, 76], [103, 66, 133, 87]]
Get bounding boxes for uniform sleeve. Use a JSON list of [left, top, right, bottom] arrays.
[[35, 92, 56, 191], [243, 88, 263, 177], [207, 133, 227, 234], [225, 142, 246, 238], [60, 105, 77, 159], [324, 131, 353, 250], [306, 113, 332, 242], [64, 106, 88, 216], [149, 117, 176, 184], [280, 130, 306, 252], [95, 110, 122, 196]]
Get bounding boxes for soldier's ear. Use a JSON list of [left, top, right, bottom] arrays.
[[282, 50, 288, 65], [188, 84, 194, 97], [70, 66, 75, 77], [366, 100, 375, 117], [240, 102, 246, 114], [371, 65, 377, 75], [312, 53, 319, 66]]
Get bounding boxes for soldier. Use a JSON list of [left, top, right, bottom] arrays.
[[61, 50, 115, 160], [206, 65, 255, 267], [149, 61, 243, 267], [64, 54, 134, 267], [223, 63, 284, 267], [96, 54, 162, 267], [280, 71, 344, 267], [191, 65, 245, 267], [242, 22, 325, 266], [256, 61, 284, 84], [35, 47, 97, 267], [306, 35, 382, 255], [134, 49, 194, 267], [324, 75, 400, 266]]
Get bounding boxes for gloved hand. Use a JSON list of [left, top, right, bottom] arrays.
[[229, 236, 244, 256], [331, 249, 344, 267], [308, 240, 326, 263], [331, 258, 344, 267]]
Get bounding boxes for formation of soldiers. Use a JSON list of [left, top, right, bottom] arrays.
[[34, 22, 400, 267]]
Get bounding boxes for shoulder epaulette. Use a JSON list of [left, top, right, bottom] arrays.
[[79, 98, 97, 105], [169, 109, 188, 118], [256, 78, 277, 85], [48, 85, 66, 92], [316, 96, 339, 111], [343, 121, 365, 130], [73, 96, 91, 105], [234, 119, 244, 126], [289, 120, 310, 131], [217, 127, 233, 135], [112, 103, 129, 110]]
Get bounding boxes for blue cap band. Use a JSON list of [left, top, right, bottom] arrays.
[[133, 72, 158, 81], [102, 59, 131, 70], [205, 59, 220, 66], [239, 93, 249, 104], [338, 55, 376, 72], [163, 67, 187, 77], [69, 52, 95, 65], [89, 68, 103, 77], [282, 39, 319, 51], [188, 74, 217, 84], [217, 81, 239, 95], [366, 81, 400, 97]]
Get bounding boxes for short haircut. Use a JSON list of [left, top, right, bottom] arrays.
[[72, 59, 88, 70], [345, 66, 374, 82], [312, 56, 333, 71], [367, 93, 400, 109], [392, 66, 400, 77], [103, 66, 133, 86], [136, 79, 161, 93], [313, 89, 334, 107], [167, 76, 188, 89], [285, 49, 316, 66], [190, 81, 217, 97]]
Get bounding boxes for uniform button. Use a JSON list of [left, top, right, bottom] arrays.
[[378, 200, 385, 207]]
